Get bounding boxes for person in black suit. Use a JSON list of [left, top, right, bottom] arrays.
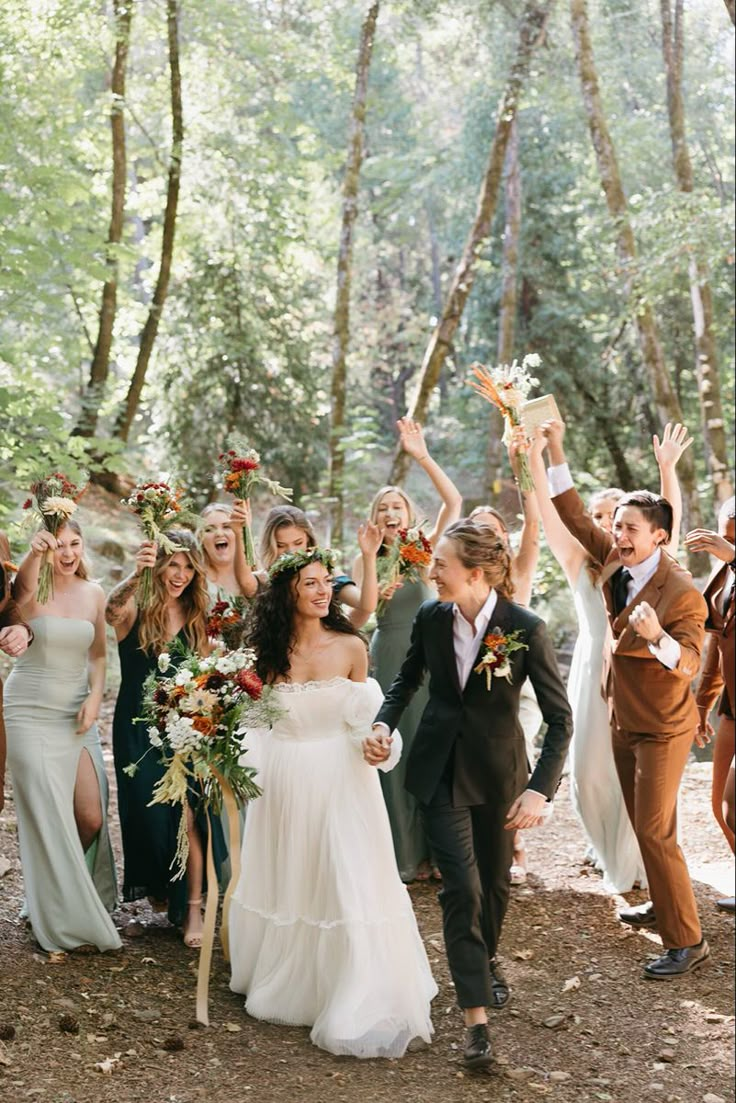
[[369, 520, 573, 1068]]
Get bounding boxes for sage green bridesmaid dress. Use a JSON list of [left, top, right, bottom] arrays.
[[4, 617, 121, 953], [370, 577, 433, 881]]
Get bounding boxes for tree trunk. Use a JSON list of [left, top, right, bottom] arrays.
[[660, 0, 733, 505], [328, 1, 380, 549], [569, 0, 703, 541], [113, 0, 183, 444], [73, 0, 132, 438], [390, 0, 551, 485], [485, 118, 522, 500], [724, 0, 735, 26]]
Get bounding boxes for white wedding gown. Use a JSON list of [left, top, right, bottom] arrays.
[[229, 676, 437, 1058], [567, 569, 646, 893]]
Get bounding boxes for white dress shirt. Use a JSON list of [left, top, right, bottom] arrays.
[[547, 462, 681, 670], [452, 589, 498, 689]]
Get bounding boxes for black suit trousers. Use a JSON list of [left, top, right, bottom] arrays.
[[420, 777, 514, 1009]]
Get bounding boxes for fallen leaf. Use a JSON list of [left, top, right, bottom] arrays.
[[542, 1014, 567, 1030], [94, 1055, 121, 1075], [562, 976, 581, 993], [0, 855, 11, 877], [513, 948, 534, 961], [141, 957, 158, 965], [223, 1022, 242, 1033]]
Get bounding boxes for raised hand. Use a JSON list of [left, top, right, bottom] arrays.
[[628, 601, 663, 643], [30, 530, 58, 557], [357, 521, 382, 557], [684, 529, 735, 563], [378, 577, 403, 602], [134, 540, 158, 575], [653, 422, 693, 470], [397, 417, 429, 462], [229, 498, 251, 532]]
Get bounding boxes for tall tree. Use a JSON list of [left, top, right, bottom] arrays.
[[569, 0, 702, 539], [113, 0, 183, 444], [328, 2, 380, 548], [660, 0, 732, 505], [74, 0, 132, 439], [390, 0, 552, 484], [485, 117, 522, 500]]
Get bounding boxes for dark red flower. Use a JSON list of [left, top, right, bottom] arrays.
[[235, 668, 263, 700], [22, 498, 32, 509]]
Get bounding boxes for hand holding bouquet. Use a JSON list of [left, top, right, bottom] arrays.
[[217, 439, 292, 568], [123, 482, 192, 607], [23, 472, 87, 603], [128, 642, 279, 878], [468, 354, 541, 492], [207, 597, 248, 651], [377, 524, 433, 616]]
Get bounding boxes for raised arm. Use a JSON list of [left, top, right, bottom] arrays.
[[652, 423, 692, 558], [539, 418, 615, 568], [12, 530, 58, 609], [396, 418, 462, 546], [505, 434, 540, 606], [341, 522, 381, 629], [525, 432, 587, 587], [229, 499, 259, 599], [105, 541, 155, 641]]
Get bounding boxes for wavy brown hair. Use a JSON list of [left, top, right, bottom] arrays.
[[259, 505, 318, 569], [138, 530, 209, 655], [248, 551, 363, 684], [442, 520, 515, 600]]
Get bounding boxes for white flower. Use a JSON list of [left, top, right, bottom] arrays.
[[523, 352, 541, 369], [215, 654, 239, 676], [158, 651, 171, 673], [165, 715, 201, 753], [493, 660, 512, 682], [174, 668, 195, 687], [147, 726, 163, 748], [40, 496, 77, 518]]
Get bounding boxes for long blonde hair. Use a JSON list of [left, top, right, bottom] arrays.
[[138, 530, 209, 654], [369, 485, 418, 556], [56, 520, 92, 581]]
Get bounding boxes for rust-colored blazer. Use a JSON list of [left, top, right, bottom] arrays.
[[696, 562, 735, 720], [554, 487, 706, 734]]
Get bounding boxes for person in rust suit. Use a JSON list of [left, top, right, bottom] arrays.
[[0, 532, 33, 814], [686, 497, 735, 913], [540, 419, 708, 980]]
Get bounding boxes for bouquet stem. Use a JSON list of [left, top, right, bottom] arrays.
[[138, 567, 154, 609], [243, 523, 256, 570], [37, 549, 55, 605]]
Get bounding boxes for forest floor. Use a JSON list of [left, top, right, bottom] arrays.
[[0, 702, 733, 1103]]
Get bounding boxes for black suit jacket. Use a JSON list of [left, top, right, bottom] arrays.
[[374, 596, 573, 807]]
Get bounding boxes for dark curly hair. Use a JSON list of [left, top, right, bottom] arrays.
[[248, 555, 364, 684]]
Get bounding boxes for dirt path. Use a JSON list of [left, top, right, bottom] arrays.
[[0, 704, 733, 1103]]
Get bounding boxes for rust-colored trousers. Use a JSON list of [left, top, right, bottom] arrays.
[[612, 724, 702, 950]]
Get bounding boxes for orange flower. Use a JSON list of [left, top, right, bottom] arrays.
[[483, 632, 508, 648], [467, 363, 511, 418], [224, 471, 242, 493], [399, 544, 432, 566], [192, 715, 217, 737]]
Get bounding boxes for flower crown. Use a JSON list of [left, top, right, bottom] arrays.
[[268, 546, 336, 581]]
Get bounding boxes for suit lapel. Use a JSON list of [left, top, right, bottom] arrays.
[[436, 602, 462, 697], [464, 594, 515, 696], [613, 553, 668, 649]]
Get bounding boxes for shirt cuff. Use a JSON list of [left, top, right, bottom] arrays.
[[648, 633, 681, 670], [547, 463, 574, 498], [372, 722, 391, 738]]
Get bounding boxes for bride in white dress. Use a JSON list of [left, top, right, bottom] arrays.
[[527, 424, 692, 893], [229, 548, 436, 1059]]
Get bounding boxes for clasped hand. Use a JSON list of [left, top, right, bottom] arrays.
[[363, 729, 392, 766], [506, 788, 548, 830]]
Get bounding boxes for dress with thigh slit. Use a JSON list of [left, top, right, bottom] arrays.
[[4, 617, 121, 953]]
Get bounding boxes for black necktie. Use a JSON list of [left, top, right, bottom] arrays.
[[613, 567, 632, 616]]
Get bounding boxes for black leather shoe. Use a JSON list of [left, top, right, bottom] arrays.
[[463, 1023, 493, 1069], [489, 959, 510, 1009], [618, 901, 658, 928], [643, 939, 710, 979], [716, 897, 735, 913]]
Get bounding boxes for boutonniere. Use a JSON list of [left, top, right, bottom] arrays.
[[474, 628, 528, 691]]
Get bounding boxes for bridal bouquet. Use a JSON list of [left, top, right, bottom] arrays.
[[207, 597, 248, 651], [24, 472, 88, 603], [474, 628, 528, 691], [377, 524, 433, 616], [217, 439, 292, 568], [468, 354, 541, 491], [127, 642, 277, 878], [122, 481, 192, 607]]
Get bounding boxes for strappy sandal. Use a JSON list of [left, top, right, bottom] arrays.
[[182, 899, 204, 949]]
